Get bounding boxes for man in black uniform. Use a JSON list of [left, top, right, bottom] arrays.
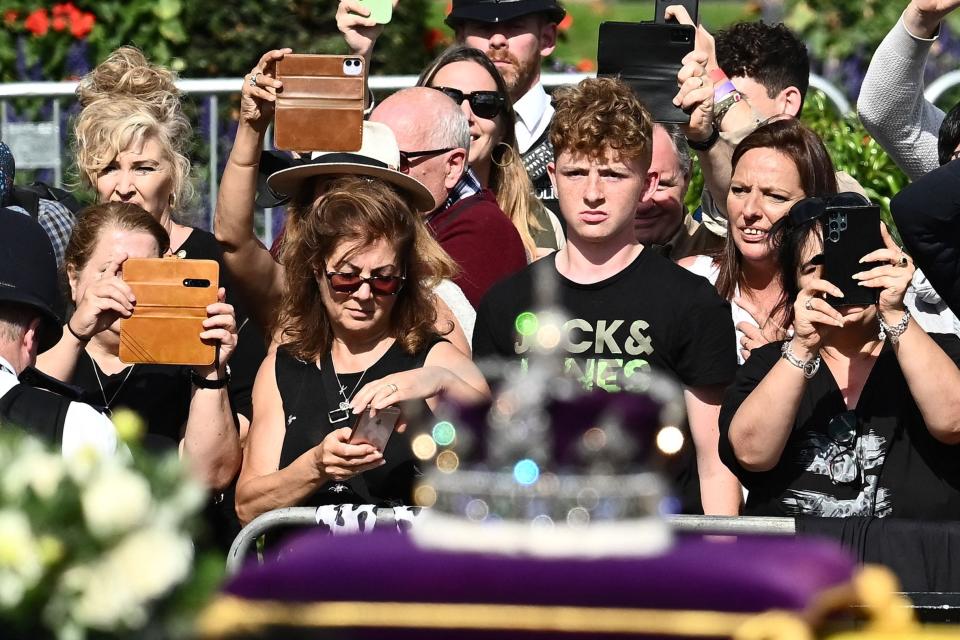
[[0, 209, 116, 455], [445, 0, 566, 214], [473, 78, 740, 515]]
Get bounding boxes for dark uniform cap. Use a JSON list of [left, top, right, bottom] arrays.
[[0, 209, 62, 352], [445, 0, 566, 27]]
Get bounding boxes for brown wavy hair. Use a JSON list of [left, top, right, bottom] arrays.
[[64, 202, 170, 291], [73, 46, 194, 217], [550, 77, 653, 165], [714, 118, 838, 300], [279, 176, 457, 361]]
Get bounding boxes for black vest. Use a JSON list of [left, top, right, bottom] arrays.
[[0, 384, 69, 444]]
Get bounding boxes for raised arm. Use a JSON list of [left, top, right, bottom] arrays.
[[857, 2, 960, 180], [727, 278, 845, 471], [180, 290, 242, 490], [213, 49, 290, 332]]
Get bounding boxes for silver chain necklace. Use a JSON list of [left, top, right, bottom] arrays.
[[328, 360, 370, 424], [88, 352, 134, 417]]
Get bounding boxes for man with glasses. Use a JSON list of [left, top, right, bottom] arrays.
[[371, 87, 527, 307]]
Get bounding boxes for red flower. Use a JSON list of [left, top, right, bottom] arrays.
[[3, 10, 17, 25], [576, 58, 595, 72], [69, 11, 94, 39], [423, 27, 446, 52], [52, 16, 67, 31], [24, 8, 50, 36], [558, 14, 573, 31]]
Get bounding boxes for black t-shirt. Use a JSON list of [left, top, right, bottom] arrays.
[[719, 335, 960, 519], [73, 358, 190, 453], [176, 227, 267, 421], [473, 249, 738, 512], [275, 338, 444, 507]]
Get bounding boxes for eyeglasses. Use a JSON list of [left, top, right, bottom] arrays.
[[399, 147, 456, 173], [324, 271, 406, 295], [824, 410, 862, 485], [431, 86, 506, 119]]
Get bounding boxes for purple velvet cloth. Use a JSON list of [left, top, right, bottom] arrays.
[[223, 530, 855, 638]]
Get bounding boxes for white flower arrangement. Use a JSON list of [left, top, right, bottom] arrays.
[[0, 410, 214, 640]]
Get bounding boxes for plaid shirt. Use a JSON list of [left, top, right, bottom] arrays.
[[7, 200, 76, 268], [440, 167, 482, 212]]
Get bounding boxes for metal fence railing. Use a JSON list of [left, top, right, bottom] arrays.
[[8, 67, 956, 244]]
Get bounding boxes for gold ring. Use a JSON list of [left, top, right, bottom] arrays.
[[385, 383, 398, 396]]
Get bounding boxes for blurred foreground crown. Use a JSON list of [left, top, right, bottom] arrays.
[[410, 272, 686, 557]]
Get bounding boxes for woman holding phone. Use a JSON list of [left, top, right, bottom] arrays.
[[680, 119, 839, 363], [37, 202, 242, 490], [235, 175, 489, 525], [718, 196, 960, 519]]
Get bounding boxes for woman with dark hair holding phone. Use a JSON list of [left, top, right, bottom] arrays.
[[718, 197, 960, 519], [681, 118, 839, 364], [235, 176, 489, 525]]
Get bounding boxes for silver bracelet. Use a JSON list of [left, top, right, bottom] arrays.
[[781, 341, 821, 379], [878, 307, 911, 344]]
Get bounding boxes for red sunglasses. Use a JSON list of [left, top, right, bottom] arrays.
[[324, 271, 406, 295]]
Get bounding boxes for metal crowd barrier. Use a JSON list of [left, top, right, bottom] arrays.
[[225, 510, 796, 575], [0, 71, 852, 246]]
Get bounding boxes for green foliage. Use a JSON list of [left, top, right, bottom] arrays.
[[784, 0, 904, 61], [0, 0, 433, 82], [801, 89, 906, 233]]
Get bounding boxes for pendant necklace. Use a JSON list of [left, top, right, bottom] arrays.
[[88, 352, 135, 417], [328, 359, 370, 424]]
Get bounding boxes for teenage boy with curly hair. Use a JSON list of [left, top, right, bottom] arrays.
[[473, 77, 741, 515]]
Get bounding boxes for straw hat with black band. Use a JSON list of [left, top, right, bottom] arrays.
[[266, 122, 437, 214], [445, 0, 566, 27], [0, 209, 63, 352]]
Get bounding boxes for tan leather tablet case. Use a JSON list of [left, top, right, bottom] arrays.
[[274, 54, 365, 153], [119, 258, 219, 366]]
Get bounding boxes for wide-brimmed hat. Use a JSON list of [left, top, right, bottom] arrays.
[[0, 209, 62, 352], [445, 0, 566, 27], [266, 122, 437, 213]]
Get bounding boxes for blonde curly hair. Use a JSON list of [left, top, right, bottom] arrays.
[[73, 46, 194, 215]]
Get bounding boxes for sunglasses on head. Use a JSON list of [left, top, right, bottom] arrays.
[[431, 86, 506, 119], [324, 271, 405, 295]]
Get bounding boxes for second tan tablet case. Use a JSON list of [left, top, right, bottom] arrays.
[[119, 258, 219, 366], [274, 54, 365, 153]]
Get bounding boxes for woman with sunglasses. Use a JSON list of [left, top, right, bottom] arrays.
[[213, 49, 472, 355], [417, 46, 564, 259], [718, 196, 960, 519], [235, 176, 489, 524]]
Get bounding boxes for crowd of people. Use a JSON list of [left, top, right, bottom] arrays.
[[1, 0, 960, 545]]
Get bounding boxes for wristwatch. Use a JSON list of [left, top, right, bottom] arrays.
[[780, 341, 820, 379], [687, 124, 719, 151], [190, 365, 231, 389]]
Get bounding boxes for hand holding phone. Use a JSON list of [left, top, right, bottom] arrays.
[[822, 204, 885, 307], [355, 0, 392, 24], [655, 0, 699, 25], [350, 406, 402, 452]]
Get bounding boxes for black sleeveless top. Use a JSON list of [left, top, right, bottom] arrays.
[[275, 337, 444, 507]]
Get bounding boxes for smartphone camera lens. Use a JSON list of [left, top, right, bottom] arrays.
[[343, 58, 363, 76]]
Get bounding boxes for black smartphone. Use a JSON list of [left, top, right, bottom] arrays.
[[597, 21, 696, 124], [822, 204, 885, 307], [655, 0, 699, 25]]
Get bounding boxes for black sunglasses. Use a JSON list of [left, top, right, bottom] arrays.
[[399, 147, 456, 173], [324, 271, 405, 295], [431, 86, 506, 119]]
